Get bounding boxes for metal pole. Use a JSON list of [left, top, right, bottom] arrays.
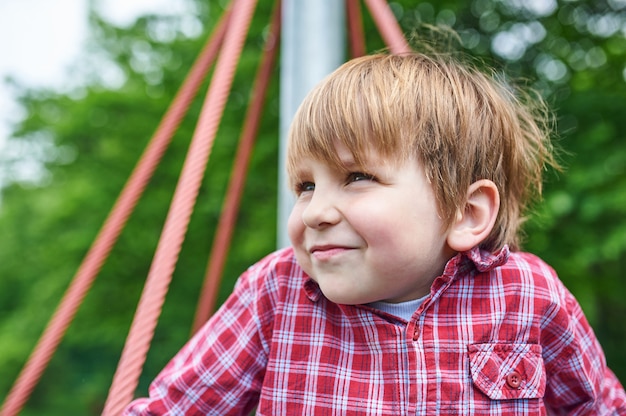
[[278, 0, 346, 248]]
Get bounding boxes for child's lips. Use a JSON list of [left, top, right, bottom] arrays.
[[309, 245, 355, 260]]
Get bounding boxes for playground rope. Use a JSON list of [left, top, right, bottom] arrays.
[[346, 0, 366, 58], [0, 9, 230, 416], [100, 0, 259, 414], [364, 0, 412, 55], [191, 0, 282, 334]]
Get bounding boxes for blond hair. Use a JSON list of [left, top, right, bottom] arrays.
[[287, 53, 558, 251]]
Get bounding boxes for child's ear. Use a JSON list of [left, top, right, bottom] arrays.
[[447, 180, 500, 252]]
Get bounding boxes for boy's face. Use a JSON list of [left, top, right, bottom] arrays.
[[288, 142, 455, 305]]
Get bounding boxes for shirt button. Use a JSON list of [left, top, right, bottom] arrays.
[[506, 371, 522, 389]]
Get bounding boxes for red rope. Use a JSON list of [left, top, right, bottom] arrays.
[[0, 10, 229, 416], [191, 0, 282, 334], [363, 0, 411, 54], [346, 0, 366, 58], [101, 0, 259, 413]]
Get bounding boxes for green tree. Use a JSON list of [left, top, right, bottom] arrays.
[[1, 0, 625, 414]]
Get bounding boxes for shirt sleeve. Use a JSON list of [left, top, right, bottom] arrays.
[[542, 280, 626, 415], [122, 260, 274, 416]]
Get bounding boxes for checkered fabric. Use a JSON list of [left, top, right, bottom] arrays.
[[123, 246, 626, 415]]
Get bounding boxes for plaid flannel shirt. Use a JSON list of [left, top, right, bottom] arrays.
[[123, 246, 626, 415]]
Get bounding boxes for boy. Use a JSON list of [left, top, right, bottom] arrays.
[[124, 53, 626, 415]]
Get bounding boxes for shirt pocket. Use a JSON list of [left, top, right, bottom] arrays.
[[468, 343, 546, 401]]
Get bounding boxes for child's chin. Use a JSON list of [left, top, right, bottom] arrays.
[[321, 287, 372, 306]]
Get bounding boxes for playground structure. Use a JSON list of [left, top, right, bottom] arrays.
[[0, 0, 410, 414]]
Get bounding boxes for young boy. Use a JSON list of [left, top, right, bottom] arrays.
[[123, 53, 626, 415]]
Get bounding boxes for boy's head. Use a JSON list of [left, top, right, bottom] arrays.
[[287, 53, 557, 252]]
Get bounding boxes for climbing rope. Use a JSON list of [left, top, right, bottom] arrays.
[[0, 9, 230, 416], [101, 0, 259, 413], [364, 0, 412, 54], [346, 0, 366, 58], [191, 0, 282, 334]]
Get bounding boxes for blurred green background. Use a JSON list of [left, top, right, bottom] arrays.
[[1, 0, 624, 414]]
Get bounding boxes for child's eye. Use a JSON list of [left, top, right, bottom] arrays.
[[347, 172, 375, 183], [295, 181, 315, 194]]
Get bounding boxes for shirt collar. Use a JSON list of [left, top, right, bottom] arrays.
[[304, 277, 323, 302], [463, 244, 510, 273], [441, 244, 510, 279]]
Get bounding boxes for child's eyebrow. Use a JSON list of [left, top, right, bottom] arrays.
[[289, 166, 309, 179], [337, 152, 366, 170], [338, 152, 386, 172], [338, 158, 359, 169]]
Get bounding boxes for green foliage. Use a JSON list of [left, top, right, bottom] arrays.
[[1, 0, 625, 413]]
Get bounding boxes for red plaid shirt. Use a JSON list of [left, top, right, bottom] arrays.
[[123, 246, 626, 415]]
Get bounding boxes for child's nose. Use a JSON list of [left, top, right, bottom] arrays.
[[301, 190, 341, 229]]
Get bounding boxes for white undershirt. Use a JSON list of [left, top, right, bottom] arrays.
[[367, 294, 429, 321]]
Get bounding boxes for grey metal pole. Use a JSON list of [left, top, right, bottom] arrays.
[[278, 0, 346, 248]]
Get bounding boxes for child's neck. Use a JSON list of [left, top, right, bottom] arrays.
[[367, 294, 429, 321]]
